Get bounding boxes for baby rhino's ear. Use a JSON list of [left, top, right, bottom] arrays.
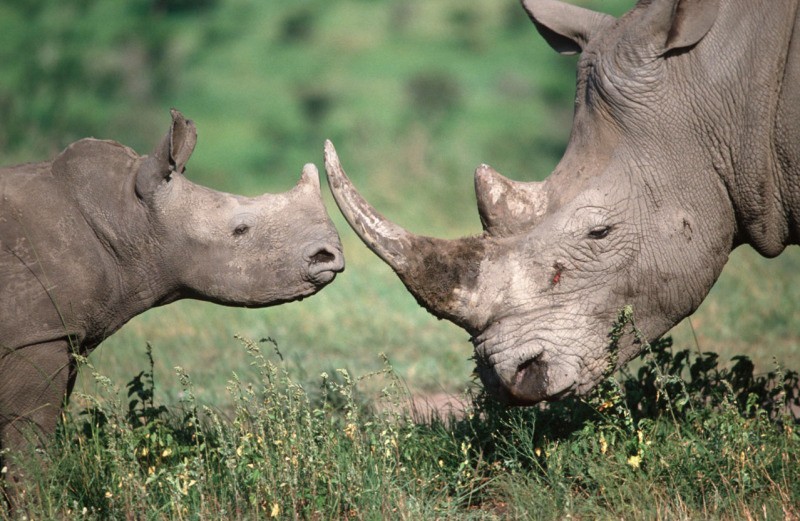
[[167, 108, 197, 174], [136, 109, 197, 199]]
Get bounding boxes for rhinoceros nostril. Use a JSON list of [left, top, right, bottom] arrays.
[[304, 244, 345, 283], [515, 357, 536, 379], [310, 249, 336, 265]]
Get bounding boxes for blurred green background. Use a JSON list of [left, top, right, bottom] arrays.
[[2, 0, 798, 407]]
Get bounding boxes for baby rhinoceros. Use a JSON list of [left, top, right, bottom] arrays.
[[0, 109, 344, 477]]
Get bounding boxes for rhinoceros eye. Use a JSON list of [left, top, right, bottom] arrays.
[[233, 224, 250, 236], [588, 225, 611, 239]]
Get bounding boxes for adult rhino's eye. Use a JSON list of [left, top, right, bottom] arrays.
[[588, 225, 611, 239], [233, 224, 250, 236]]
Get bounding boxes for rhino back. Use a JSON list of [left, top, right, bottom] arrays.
[[0, 154, 125, 352]]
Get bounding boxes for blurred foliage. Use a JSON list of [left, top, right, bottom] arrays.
[[0, 0, 216, 161]]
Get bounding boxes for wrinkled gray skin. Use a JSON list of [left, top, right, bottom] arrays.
[[325, 0, 800, 405], [0, 110, 343, 484]]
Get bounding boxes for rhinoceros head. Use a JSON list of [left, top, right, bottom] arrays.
[[325, 0, 742, 403], [133, 110, 344, 307]]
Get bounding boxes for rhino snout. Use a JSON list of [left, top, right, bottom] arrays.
[[481, 354, 576, 405], [485, 356, 549, 405], [303, 242, 345, 285], [510, 356, 550, 402]]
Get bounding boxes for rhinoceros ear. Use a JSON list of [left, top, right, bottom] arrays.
[[643, 0, 719, 55], [136, 109, 197, 199], [520, 0, 616, 55], [167, 108, 197, 174]]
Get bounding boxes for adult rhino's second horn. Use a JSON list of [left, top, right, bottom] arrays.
[[473, 164, 549, 237], [323, 140, 487, 333]]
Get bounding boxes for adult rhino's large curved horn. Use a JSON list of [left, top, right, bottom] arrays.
[[474, 164, 549, 237], [324, 140, 487, 333]]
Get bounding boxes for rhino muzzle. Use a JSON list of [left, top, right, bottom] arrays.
[[292, 163, 345, 287], [303, 241, 345, 286], [472, 324, 578, 405], [477, 355, 577, 405]]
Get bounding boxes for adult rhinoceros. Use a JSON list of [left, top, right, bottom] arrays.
[[0, 110, 343, 473], [324, 0, 800, 405]]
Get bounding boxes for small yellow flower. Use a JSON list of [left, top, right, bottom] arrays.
[[599, 435, 608, 455], [438, 459, 444, 468], [598, 400, 614, 411], [344, 423, 357, 440], [161, 448, 172, 458], [270, 502, 281, 518], [627, 454, 642, 469], [104, 491, 113, 499]]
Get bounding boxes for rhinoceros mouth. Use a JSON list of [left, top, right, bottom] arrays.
[[472, 324, 580, 404], [475, 359, 577, 405], [306, 269, 338, 287]]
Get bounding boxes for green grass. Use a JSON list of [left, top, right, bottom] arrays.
[[10, 314, 800, 519]]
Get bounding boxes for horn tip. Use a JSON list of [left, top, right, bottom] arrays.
[[474, 163, 501, 185], [323, 140, 342, 174], [475, 163, 494, 175], [302, 162, 319, 176], [301, 163, 321, 189]]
